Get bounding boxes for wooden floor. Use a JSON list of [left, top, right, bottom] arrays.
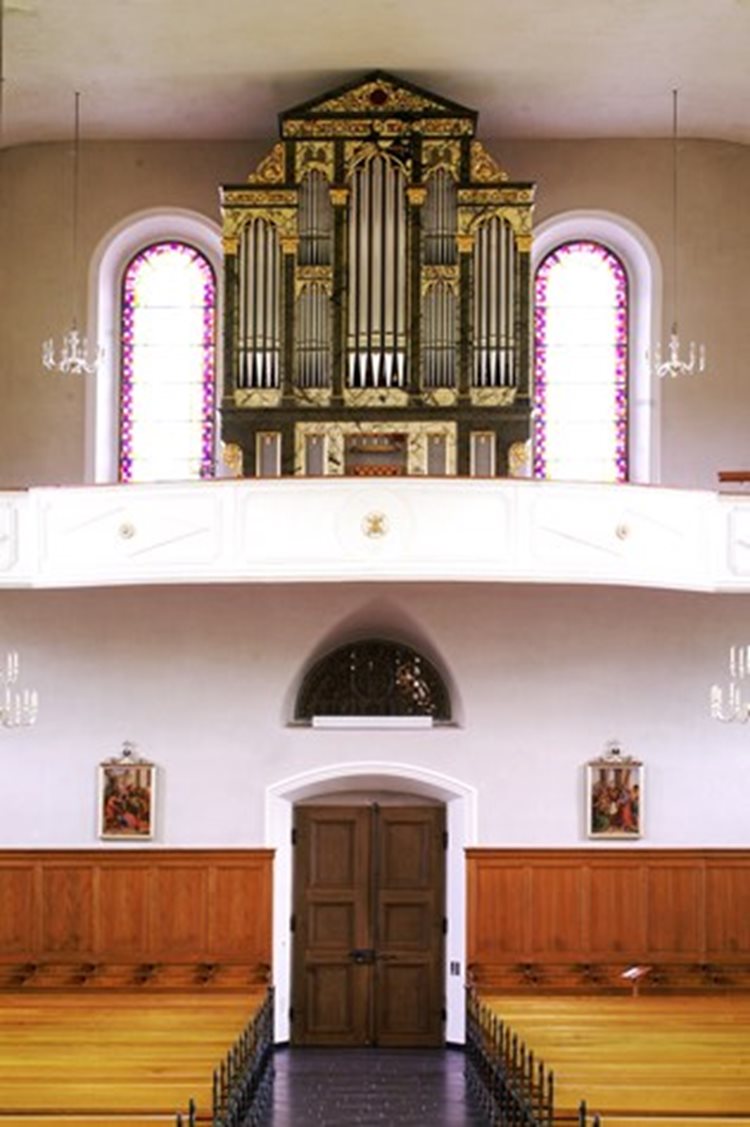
[[483, 994, 750, 1126], [0, 992, 263, 1127]]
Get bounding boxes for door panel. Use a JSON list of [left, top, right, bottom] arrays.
[[374, 807, 445, 1047], [294, 806, 371, 1045], [292, 804, 445, 1047]]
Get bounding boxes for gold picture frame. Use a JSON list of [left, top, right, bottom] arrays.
[[586, 743, 642, 839], [98, 741, 155, 840]]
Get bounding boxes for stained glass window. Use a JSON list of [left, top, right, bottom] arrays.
[[533, 241, 628, 483], [120, 242, 217, 482]]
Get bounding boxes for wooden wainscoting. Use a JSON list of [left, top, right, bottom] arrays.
[[0, 849, 273, 989], [467, 848, 750, 992]]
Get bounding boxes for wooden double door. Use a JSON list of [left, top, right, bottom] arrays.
[[291, 803, 446, 1047]]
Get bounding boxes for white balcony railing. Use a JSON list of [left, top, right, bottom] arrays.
[[0, 477, 746, 592]]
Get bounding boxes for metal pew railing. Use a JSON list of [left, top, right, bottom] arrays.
[[176, 986, 274, 1127], [465, 986, 600, 1127]]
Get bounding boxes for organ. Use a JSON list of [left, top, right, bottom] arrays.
[[220, 71, 535, 477]]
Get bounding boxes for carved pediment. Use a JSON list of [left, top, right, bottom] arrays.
[[281, 70, 477, 125]]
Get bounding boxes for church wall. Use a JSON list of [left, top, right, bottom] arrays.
[[1, 137, 749, 491], [1, 581, 746, 849]]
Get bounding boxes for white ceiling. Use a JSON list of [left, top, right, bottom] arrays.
[[2, 0, 750, 147]]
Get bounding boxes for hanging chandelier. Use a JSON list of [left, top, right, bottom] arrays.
[[42, 91, 101, 375], [653, 89, 706, 380], [1, 651, 39, 729], [710, 644, 749, 724]]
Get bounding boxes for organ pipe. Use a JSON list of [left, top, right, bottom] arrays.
[[299, 171, 332, 266], [472, 216, 516, 388], [239, 219, 281, 389], [422, 284, 457, 388], [297, 285, 330, 388], [347, 155, 407, 388]]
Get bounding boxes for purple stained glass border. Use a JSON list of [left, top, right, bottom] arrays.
[[533, 240, 629, 482], [119, 241, 217, 483]]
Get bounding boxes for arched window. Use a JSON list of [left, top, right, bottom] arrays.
[[534, 240, 628, 483], [531, 211, 659, 485], [89, 209, 222, 484], [119, 242, 217, 482]]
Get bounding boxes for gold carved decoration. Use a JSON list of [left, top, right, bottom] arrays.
[[470, 387, 518, 408], [421, 265, 459, 295], [421, 388, 458, 407], [284, 118, 374, 139], [456, 234, 475, 254], [282, 115, 474, 140], [221, 442, 244, 477], [312, 80, 445, 116], [329, 187, 349, 207], [508, 440, 531, 479], [499, 206, 534, 239], [416, 117, 474, 136], [407, 186, 428, 207], [227, 207, 298, 241], [423, 141, 461, 179], [295, 266, 333, 298], [362, 511, 389, 539], [222, 188, 297, 206], [470, 140, 509, 184], [247, 143, 286, 185], [234, 388, 283, 409], [343, 388, 410, 409], [458, 187, 534, 206], [294, 387, 332, 407], [457, 204, 533, 243], [221, 212, 246, 242], [222, 235, 239, 256], [280, 236, 300, 255], [294, 420, 457, 476], [344, 139, 410, 176], [295, 141, 335, 183]]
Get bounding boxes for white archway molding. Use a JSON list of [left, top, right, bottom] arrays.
[[266, 761, 478, 1044], [86, 208, 223, 483], [533, 209, 663, 484]]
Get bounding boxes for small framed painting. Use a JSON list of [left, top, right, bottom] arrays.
[[586, 743, 642, 839], [98, 741, 156, 840]]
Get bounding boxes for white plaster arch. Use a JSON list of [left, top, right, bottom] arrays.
[[266, 761, 478, 1044], [284, 605, 464, 728], [533, 209, 662, 484], [86, 207, 223, 483]]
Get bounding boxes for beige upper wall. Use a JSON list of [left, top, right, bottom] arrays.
[[0, 136, 748, 489]]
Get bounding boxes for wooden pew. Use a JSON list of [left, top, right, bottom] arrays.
[[481, 994, 750, 1124], [0, 991, 265, 1123]]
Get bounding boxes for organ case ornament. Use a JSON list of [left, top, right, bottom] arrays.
[[220, 70, 535, 477]]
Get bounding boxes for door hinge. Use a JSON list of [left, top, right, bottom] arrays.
[[288, 1005, 294, 1023], [290, 913, 296, 933], [442, 916, 448, 935], [291, 827, 297, 845], [441, 1006, 447, 1022], [442, 830, 449, 849]]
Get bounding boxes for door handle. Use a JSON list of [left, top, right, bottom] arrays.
[[349, 948, 376, 965]]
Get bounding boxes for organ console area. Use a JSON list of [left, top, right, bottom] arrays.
[[219, 71, 535, 478]]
